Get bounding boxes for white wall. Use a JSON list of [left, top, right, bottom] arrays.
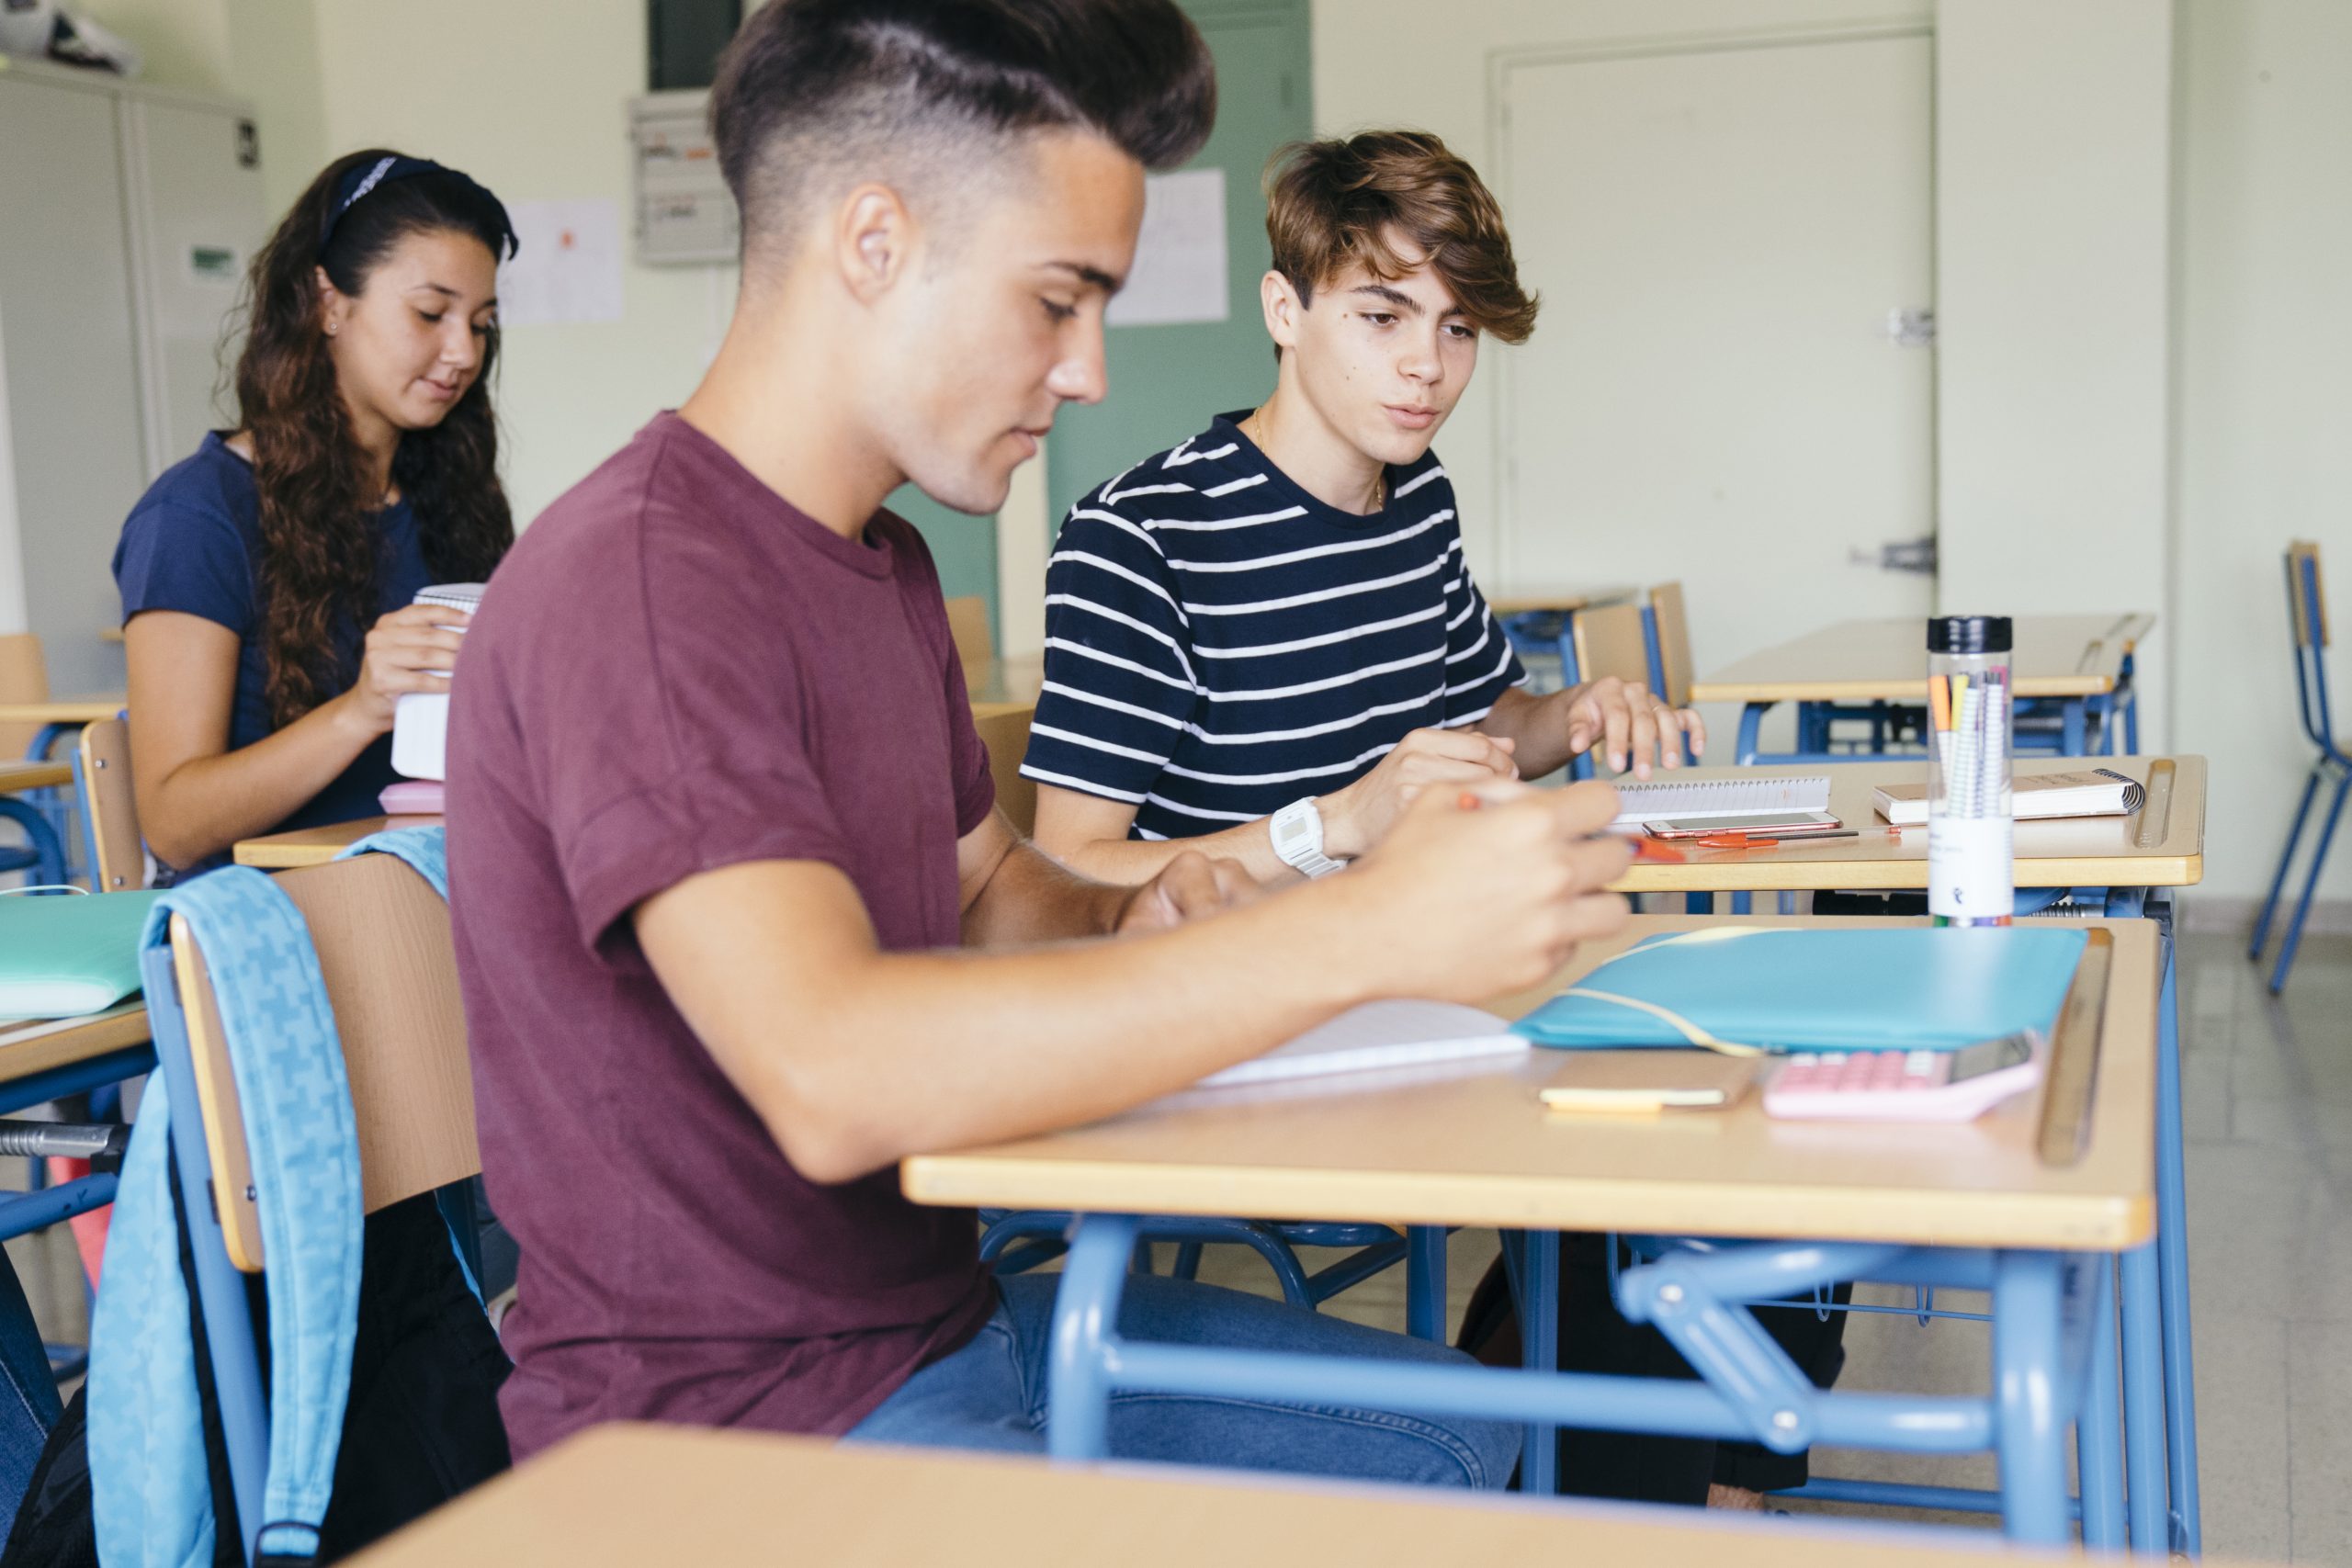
[[1934, 2, 2175, 750], [2176, 0, 2352, 908]]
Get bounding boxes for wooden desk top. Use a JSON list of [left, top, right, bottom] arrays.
[[1609, 754, 2204, 893], [1689, 615, 2155, 705], [353, 1423, 2153, 1568], [1486, 586, 1640, 618], [0, 1002, 151, 1088], [906, 915, 2158, 1252], [233, 665, 1046, 869], [233, 815, 436, 869], [0, 694, 126, 727], [0, 759, 73, 792]]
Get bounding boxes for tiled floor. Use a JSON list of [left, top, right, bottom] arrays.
[[6, 929, 2343, 1559]]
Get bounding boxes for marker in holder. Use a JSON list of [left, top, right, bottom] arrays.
[[1927, 615, 2013, 927]]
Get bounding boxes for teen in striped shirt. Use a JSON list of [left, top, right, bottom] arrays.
[[1023, 131, 1705, 886]]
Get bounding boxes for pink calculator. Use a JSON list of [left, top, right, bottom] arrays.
[[1761, 1032, 2042, 1122]]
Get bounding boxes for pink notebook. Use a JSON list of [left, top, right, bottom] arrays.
[[379, 780, 446, 816]]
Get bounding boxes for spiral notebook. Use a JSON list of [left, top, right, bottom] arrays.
[[1611, 774, 1832, 828]]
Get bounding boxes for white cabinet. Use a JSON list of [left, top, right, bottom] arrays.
[[0, 58, 263, 694]]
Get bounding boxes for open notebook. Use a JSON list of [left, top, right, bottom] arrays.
[[1199, 999, 1527, 1088], [1611, 774, 1831, 827]]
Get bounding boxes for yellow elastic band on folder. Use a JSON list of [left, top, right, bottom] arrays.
[[1552, 988, 1764, 1058]]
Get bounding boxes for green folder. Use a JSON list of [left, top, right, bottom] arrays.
[[0, 890, 164, 1021]]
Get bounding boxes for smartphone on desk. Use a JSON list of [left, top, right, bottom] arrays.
[[1645, 811, 1843, 840]]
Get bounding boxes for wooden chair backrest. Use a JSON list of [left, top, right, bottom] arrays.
[[0, 633, 48, 760], [1647, 582, 1693, 709], [77, 717, 144, 891], [974, 707, 1037, 836], [2289, 541, 2329, 651], [1569, 603, 1654, 690], [173, 852, 480, 1273], [945, 596, 995, 667]]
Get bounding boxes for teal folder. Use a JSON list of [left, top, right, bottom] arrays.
[[0, 890, 164, 1021], [1512, 927, 2089, 1054]]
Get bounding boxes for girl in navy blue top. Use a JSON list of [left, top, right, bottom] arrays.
[[114, 151, 518, 880]]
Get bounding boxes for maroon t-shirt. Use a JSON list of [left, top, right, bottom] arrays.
[[447, 412, 999, 1460]]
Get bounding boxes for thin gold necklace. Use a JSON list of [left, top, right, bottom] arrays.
[[1241, 408, 1385, 512]]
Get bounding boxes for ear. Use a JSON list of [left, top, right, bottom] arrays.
[[1261, 269, 1304, 356], [312, 265, 350, 337], [833, 183, 915, 305]]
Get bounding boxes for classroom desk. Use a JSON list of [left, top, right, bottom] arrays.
[[1609, 754, 2203, 896], [1608, 753, 2205, 1551], [1690, 615, 2154, 762], [0, 694, 127, 760], [351, 1423, 2223, 1568], [1485, 586, 1639, 618], [0, 1002, 153, 1239], [233, 815, 437, 868], [232, 659, 1050, 868], [905, 915, 2160, 1546]]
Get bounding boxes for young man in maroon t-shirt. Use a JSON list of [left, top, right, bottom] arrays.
[[447, 0, 1628, 1485]]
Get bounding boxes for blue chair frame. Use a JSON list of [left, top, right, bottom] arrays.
[[2251, 546, 2349, 994]]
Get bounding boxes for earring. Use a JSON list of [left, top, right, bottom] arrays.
[[326, 322, 338, 335]]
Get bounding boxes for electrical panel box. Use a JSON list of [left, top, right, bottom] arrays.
[[628, 91, 737, 265]]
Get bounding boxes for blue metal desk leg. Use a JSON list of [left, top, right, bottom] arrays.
[[1047, 1212, 1146, 1461], [1407, 1225, 1447, 1343], [2154, 936, 2202, 1552], [1736, 703, 1770, 765], [2063, 699, 2087, 757], [1520, 1229, 1559, 1495], [2078, 1255, 2126, 1552], [2120, 1241, 2167, 1551], [1993, 1250, 2071, 1544]]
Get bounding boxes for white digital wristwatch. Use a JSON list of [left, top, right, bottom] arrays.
[[1271, 796, 1345, 879]]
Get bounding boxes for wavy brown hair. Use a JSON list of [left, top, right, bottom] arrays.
[[1264, 130, 1540, 351], [229, 149, 515, 727]]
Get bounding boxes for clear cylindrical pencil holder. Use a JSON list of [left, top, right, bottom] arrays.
[[1927, 615, 2013, 927]]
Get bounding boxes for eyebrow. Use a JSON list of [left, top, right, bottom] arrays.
[[408, 282, 498, 310], [1045, 260, 1124, 293], [1350, 283, 1465, 319]]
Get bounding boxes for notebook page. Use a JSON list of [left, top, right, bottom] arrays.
[[1611, 775, 1832, 826], [1200, 999, 1525, 1088]]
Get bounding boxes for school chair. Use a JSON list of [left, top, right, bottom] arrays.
[[2251, 541, 2348, 993], [973, 708, 1036, 836], [74, 716, 145, 892], [1643, 582, 1698, 768], [944, 595, 994, 668], [100, 845, 489, 1566], [1565, 602, 1653, 783]]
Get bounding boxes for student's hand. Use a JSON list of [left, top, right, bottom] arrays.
[[344, 603, 471, 735], [1320, 727, 1519, 860], [1115, 850, 1262, 935], [1345, 779, 1633, 1002], [1555, 677, 1705, 781]]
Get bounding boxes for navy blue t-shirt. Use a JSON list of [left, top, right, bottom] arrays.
[[112, 432, 430, 878]]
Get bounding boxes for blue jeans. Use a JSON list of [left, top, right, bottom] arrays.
[[849, 1273, 1518, 1489]]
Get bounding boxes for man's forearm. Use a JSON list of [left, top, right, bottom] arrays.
[[961, 839, 1131, 946], [1049, 816, 1303, 887]]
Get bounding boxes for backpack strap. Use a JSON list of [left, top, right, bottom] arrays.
[[95, 869, 365, 1567], [334, 825, 447, 897]]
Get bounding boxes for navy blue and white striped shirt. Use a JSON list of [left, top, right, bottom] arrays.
[[1021, 412, 1526, 841]]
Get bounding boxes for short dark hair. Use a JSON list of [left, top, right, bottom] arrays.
[[711, 0, 1216, 262], [1266, 130, 1539, 346]]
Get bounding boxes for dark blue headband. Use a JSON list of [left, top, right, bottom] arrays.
[[317, 154, 519, 262]]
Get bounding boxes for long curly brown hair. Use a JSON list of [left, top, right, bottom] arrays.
[[229, 150, 515, 727]]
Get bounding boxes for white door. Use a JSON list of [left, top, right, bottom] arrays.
[[1495, 30, 1936, 739]]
